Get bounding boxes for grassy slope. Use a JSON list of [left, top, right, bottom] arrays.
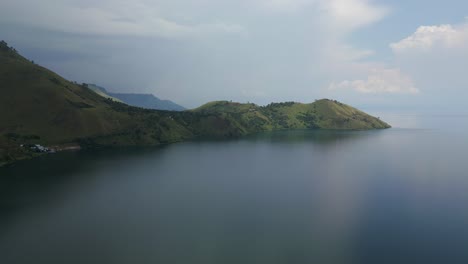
[[0, 41, 390, 165], [0, 42, 193, 164], [193, 100, 390, 132], [0, 44, 128, 143]]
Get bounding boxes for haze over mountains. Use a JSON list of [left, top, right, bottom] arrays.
[[87, 84, 186, 111], [0, 41, 390, 165]]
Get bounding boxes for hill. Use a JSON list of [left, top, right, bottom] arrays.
[[0, 41, 390, 166], [0, 40, 194, 165], [88, 84, 186, 111], [192, 100, 390, 133]]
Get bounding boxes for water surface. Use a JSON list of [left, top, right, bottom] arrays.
[[1, 114, 468, 264]]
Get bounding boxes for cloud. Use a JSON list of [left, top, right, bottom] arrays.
[[319, 0, 389, 31], [255, 0, 316, 12], [256, 0, 389, 31], [0, 0, 387, 37], [329, 68, 419, 94], [390, 23, 468, 53], [0, 0, 244, 38], [0, 0, 395, 107], [328, 19, 468, 101], [388, 19, 468, 99]]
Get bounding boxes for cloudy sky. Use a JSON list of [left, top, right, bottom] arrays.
[[1, 0, 467, 110]]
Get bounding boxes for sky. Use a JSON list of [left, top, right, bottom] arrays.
[[1, 0, 467, 110]]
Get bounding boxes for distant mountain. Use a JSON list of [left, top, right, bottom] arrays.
[[0, 41, 390, 166], [88, 84, 186, 111], [87, 84, 123, 103]]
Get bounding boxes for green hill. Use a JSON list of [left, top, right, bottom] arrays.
[[0, 41, 390, 166], [192, 100, 390, 133], [0, 40, 193, 164]]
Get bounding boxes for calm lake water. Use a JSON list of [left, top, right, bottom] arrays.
[[1, 114, 468, 264]]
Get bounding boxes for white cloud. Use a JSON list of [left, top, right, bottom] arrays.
[[329, 68, 419, 94], [388, 19, 468, 99], [319, 0, 389, 31], [390, 23, 468, 53], [256, 0, 389, 30], [328, 19, 468, 100]]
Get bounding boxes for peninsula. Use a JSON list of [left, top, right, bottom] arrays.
[[0, 41, 390, 166]]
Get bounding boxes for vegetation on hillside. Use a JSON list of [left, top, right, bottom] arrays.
[[0, 41, 390, 166]]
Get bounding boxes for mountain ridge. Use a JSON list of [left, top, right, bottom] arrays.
[[87, 84, 186, 111], [0, 41, 390, 166]]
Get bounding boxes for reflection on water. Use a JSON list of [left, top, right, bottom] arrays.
[[1, 116, 468, 264], [246, 129, 381, 144]]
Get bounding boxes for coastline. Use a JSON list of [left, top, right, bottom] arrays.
[[0, 143, 81, 168], [0, 127, 390, 168]]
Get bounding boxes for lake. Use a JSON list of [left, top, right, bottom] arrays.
[[1, 113, 468, 264]]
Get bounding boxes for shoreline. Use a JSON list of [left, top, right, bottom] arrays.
[[0, 143, 82, 168], [0, 127, 391, 168]]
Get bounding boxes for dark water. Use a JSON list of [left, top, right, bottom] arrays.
[[1, 114, 468, 264]]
